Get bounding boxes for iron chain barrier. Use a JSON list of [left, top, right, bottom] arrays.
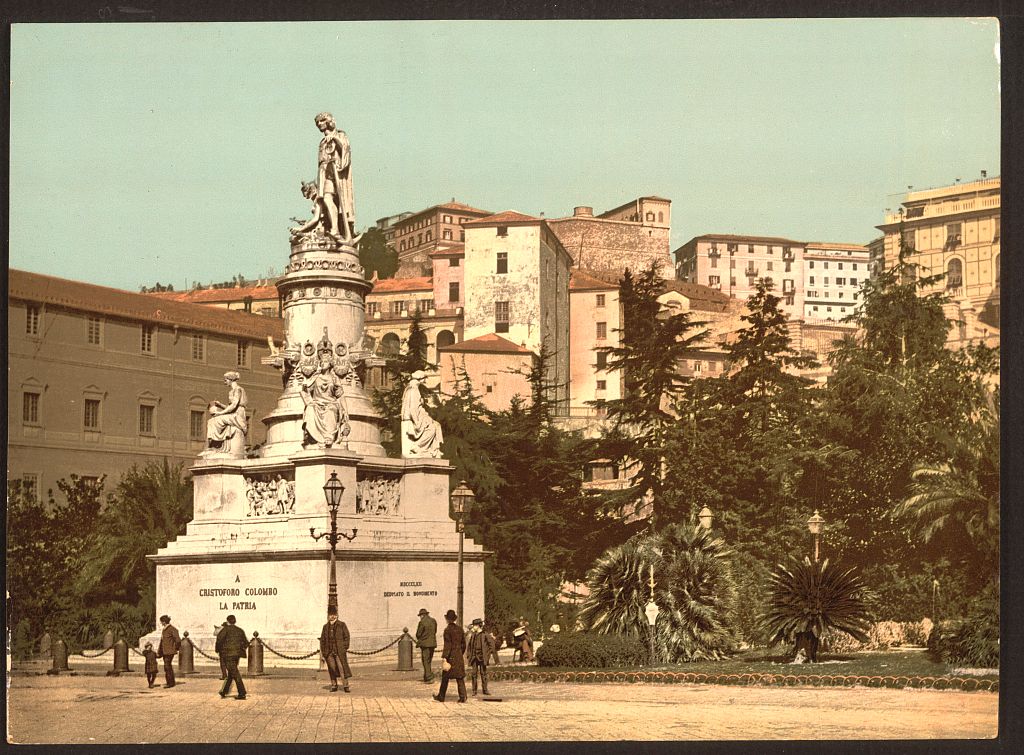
[[74, 646, 114, 659]]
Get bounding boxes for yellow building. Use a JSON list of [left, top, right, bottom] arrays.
[[876, 176, 1000, 323]]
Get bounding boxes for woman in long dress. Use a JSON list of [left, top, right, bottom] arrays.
[[401, 370, 443, 457], [301, 359, 346, 448], [204, 371, 248, 456]]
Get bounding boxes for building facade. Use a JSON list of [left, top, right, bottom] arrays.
[[547, 197, 673, 281], [462, 211, 572, 407], [875, 176, 1000, 322], [8, 270, 284, 503], [437, 334, 534, 412], [801, 242, 870, 321], [568, 269, 621, 413], [391, 201, 492, 279]]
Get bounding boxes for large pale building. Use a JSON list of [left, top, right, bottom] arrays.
[[801, 242, 870, 322], [875, 176, 1000, 324], [462, 210, 573, 407], [390, 201, 493, 279], [8, 270, 284, 503]]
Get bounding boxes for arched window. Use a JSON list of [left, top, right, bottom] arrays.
[[946, 258, 963, 289], [380, 332, 401, 357], [436, 330, 456, 350], [658, 211, 664, 223]]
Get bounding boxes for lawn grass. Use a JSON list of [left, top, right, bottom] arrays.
[[519, 648, 997, 680]]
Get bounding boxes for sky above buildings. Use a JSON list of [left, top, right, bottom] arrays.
[[10, 19, 1000, 291]]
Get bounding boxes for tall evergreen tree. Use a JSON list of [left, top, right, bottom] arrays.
[[357, 227, 399, 279], [592, 264, 709, 528]]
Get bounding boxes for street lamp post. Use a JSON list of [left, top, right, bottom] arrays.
[[698, 505, 713, 531], [451, 481, 475, 625], [310, 471, 358, 615], [807, 510, 825, 563], [644, 564, 659, 667]]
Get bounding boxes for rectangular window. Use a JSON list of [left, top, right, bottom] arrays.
[[84, 398, 101, 430], [21, 474, 39, 502], [495, 301, 510, 333], [767, 246, 774, 255], [767, 261, 773, 271], [460, 230, 465, 242], [450, 257, 460, 267], [141, 325, 154, 353], [426, 231, 432, 242], [946, 222, 962, 246], [783, 279, 795, 293], [852, 263, 858, 271], [727, 243, 738, 253], [443, 229, 452, 240], [449, 282, 460, 302], [190, 410, 205, 441], [391, 301, 403, 316], [710, 256, 718, 269], [23, 392, 40, 425], [237, 341, 248, 367], [748, 245, 755, 254], [836, 277, 846, 286], [730, 277, 736, 287], [596, 322, 607, 339], [708, 275, 721, 286], [850, 278, 858, 287], [730, 259, 736, 269], [496, 251, 508, 274], [596, 294, 606, 307], [191, 334, 204, 361], [809, 261, 815, 269], [497, 226, 508, 238], [809, 276, 815, 285], [87, 316, 102, 345], [139, 404, 155, 435], [26, 305, 40, 336], [824, 277, 829, 285], [994, 216, 1000, 242], [443, 214, 452, 224], [693, 361, 702, 374], [838, 262, 844, 270], [596, 379, 607, 391], [596, 351, 608, 369], [824, 261, 829, 269], [367, 302, 380, 316]]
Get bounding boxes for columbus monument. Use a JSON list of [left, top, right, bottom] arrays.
[[145, 113, 485, 652]]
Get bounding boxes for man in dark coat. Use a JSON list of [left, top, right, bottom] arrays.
[[214, 622, 229, 679], [157, 615, 180, 688], [319, 609, 352, 692], [215, 614, 249, 700], [414, 608, 437, 683], [432, 609, 467, 703], [465, 618, 494, 696]]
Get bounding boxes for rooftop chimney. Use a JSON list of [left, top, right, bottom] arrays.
[[574, 206, 594, 217], [981, 170, 988, 179]]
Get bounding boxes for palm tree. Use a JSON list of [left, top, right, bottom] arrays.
[[75, 460, 192, 605], [896, 393, 999, 573], [577, 524, 736, 662], [761, 557, 871, 662]]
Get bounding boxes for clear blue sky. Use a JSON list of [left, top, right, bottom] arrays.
[[10, 19, 1000, 291]]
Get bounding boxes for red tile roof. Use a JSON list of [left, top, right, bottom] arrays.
[[369, 276, 433, 293], [437, 333, 534, 354], [803, 242, 869, 251], [463, 210, 540, 227], [659, 280, 732, 312], [147, 284, 280, 304], [428, 244, 466, 257], [677, 233, 804, 248], [9, 269, 284, 340], [570, 268, 618, 292]]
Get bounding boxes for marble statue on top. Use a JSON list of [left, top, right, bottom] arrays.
[[288, 112, 357, 245], [299, 329, 351, 449], [401, 370, 444, 458], [201, 371, 248, 458]]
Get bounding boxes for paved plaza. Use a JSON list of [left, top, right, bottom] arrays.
[[7, 664, 998, 743]]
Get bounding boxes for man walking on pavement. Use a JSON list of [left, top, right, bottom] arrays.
[[415, 608, 437, 683], [465, 618, 494, 696], [432, 609, 467, 703], [214, 621, 229, 680], [157, 615, 180, 688], [215, 614, 249, 700], [319, 609, 352, 692]]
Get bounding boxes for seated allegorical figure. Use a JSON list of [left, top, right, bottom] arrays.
[[201, 371, 248, 459], [401, 370, 444, 458]]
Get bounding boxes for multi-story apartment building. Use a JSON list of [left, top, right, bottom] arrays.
[[361, 276, 462, 368], [547, 197, 673, 281], [391, 201, 492, 279], [374, 210, 414, 248], [462, 210, 572, 408], [801, 242, 870, 321], [875, 176, 1000, 322], [568, 269, 621, 416], [8, 269, 283, 503], [674, 234, 805, 317]]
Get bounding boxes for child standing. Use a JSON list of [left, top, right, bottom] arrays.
[[143, 641, 159, 688]]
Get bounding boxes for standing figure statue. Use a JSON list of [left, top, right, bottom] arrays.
[[401, 370, 444, 458], [201, 371, 248, 458], [315, 112, 355, 243], [301, 358, 350, 449]]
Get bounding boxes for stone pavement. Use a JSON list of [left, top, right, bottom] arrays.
[[6, 664, 998, 743]]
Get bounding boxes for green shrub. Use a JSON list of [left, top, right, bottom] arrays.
[[535, 631, 647, 668], [927, 585, 999, 668]]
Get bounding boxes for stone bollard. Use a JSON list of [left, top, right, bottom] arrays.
[[49, 639, 69, 674], [103, 630, 115, 649], [39, 632, 52, 659], [247, 632, 264, 676], [179, 632, 195, 674], [107, 639, 130, 676], [397, 628, 414, 671]]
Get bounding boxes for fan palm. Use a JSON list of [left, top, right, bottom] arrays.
[[761, 557, 871, 662]]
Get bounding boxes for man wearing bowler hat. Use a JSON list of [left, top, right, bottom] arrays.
[[319, 609, 352, 692], [465, 618, 494, 696], [215, 614, 249, 700], [414, 608, 437, 683], [157, 615, 180, 688], [432, 609, 467, 703]]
